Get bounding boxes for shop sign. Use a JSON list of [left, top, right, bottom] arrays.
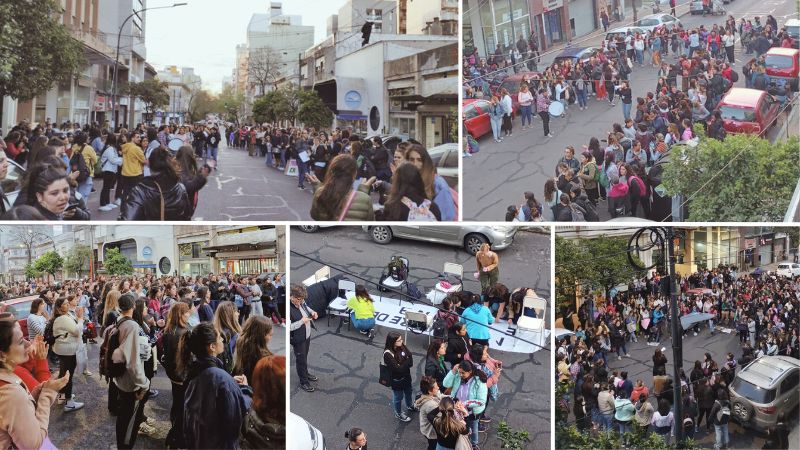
[[344, 90, 362, 109], [542, 0, 564, 12]]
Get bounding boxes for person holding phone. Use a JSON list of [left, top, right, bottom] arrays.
[[442, 360, 488, 448]]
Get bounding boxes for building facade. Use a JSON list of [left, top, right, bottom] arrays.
[[155, 66, 202, 125]]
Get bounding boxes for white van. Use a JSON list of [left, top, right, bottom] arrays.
[[776, 262, 800, 278]]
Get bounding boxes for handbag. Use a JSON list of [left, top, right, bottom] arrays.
[[454, 433, 472, 450], [379, 350, 392, 387], [155, 181, 165, 220]]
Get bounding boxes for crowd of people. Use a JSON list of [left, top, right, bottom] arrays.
[[463, 14, 796, 223], [291, 270, 541, 450], [0, 272, 286, 449], [555, 266, 798, 449], [0, 121, 216, 220]]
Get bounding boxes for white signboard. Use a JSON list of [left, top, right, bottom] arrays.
[[328, 293, 549, 354]]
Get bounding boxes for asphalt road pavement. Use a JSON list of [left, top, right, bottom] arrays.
[[288, 226, 552, 449], [84, 140, 313, 221], [463, 0, 799, 221], [48, 317, 286, 449]]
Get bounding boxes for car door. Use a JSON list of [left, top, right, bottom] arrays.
[[418, 225, 461, 246], [778, 369, 799, 411], [473, 100, 492, 137], [391, 225, 420, 240]]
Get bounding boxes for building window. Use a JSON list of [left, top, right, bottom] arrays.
[[389, 117, 416, 139], [366, 8, 382, 22]]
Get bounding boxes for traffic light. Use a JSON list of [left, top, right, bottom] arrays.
[[361, 21, 373, 46]]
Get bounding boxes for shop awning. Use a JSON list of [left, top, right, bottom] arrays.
[[215, 250, 277, 259], [336, 114, 367, 121]]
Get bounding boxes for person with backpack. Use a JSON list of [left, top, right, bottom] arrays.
[[307, 154, 376, 221], [626, 164, 649, 218], [710, 389, 731, 449], [51, 296, 85, 412], [108, 294, 150, 449], [346, 285, 376, 339], [179, 322, 253, 450], [70, 132, 98, 204]]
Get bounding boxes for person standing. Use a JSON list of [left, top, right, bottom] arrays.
[[500, 89, 514, 137], [442, 360, 488, 449], [518, 84, 534, 130], [289, 284, 318, 393], [248, 278, 263, 318], [205, 127, 221, 168], [709, 389, 731, 450], [112, 294, 150, 450], [52, 296, 85, 412], [535, 89, 553, 137], [98, 133, 123, 212], [160, 302, 190, 449], [488, 96, 504, 143], [415, 375, 443, 450], [476, 243, 500, 293], [383, 332, 416, 423]]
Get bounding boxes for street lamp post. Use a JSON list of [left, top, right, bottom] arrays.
[[111, 2, 188, 129], [627, 227, 684, 446]]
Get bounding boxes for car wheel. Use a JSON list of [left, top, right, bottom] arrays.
[[298, 225, 320, 233], [732, 400, 753, 422], [370, 226, 393, 245], [464, 233, 489, 255]]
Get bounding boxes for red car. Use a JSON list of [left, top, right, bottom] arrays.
[[716, 88, 781, 136], [763, 47, 799, 92], [463, 98, 493, 139], [0, 295, 39, 338], [491, 71, 541, 112]]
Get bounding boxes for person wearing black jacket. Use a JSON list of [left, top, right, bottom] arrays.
[[204, 127, 221, 168], [160, 301, 189, 448], [370, 137, 391, 182], [424, 340, 448, 387], [192, 126, 206, 158], [383, 332, 415, 422], [445, 323, 470, 369], [289, 284, 318, 392], [119, 147, 190, 221]]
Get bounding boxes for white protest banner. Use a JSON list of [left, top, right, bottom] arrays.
[[328, 293, 548, 354]]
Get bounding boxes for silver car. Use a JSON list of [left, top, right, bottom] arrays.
[[729, 355, 800, 431], [362, 225, 517, 255]]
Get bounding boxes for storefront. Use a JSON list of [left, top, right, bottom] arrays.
[[220, 257, 278, 276], [474, 0, 533, 57], [178, 240, 211, 277], [542, 0, 566, 46]]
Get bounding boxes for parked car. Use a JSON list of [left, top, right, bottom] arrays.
[[463, 98, 493, 139], [0, 295, 38, 338], [759, 47, 799, 92], [362, 225, 517, 255], [689, 0, 726, 15], [491, 71, 539, 112], [287, 412, 326, 450], [427, 143, 459, 190], [729, 355, 800, 431], [633, 14, 682, 33], [605, 27, 646, 44], [1, 158, 26, 211], [716, 88, 781, 136], [786, 19, 800, 48], [776, 261, 800, 277], [553, 47, 602, 65]]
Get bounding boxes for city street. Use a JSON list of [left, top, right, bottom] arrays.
[[289, 226, 551, 449], [85, 140, 314, 221], [47, 319, 286, 449], [463, 1, 799, 221]]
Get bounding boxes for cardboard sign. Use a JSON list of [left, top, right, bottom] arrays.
[[328, 293, 548, 354], [285, 158, 298, 177]]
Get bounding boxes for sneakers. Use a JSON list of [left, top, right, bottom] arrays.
[[406, 404, 420, 413], [57, 394, 75, 405], [98, 204, 114, 212], [368, 329, 375, 339], [547, 133, 555, 137], [480, 414, 492, 423], [114, 198, 121, 206], [395, 411, 412, 422], [144, 416, 156, 427], [479, 422, 488, 432], [306, 374, 319, 382], [64, 400, 84, 412], [359, 329, 369, 335], [110, 202, 119, 209], [83, 370, 93, 376], [147, 389, 159, 399], [300, 383, 315, 392], [138, 422, 157, 436]]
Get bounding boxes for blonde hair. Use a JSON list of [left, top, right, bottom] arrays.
[[103, 289, 121, 321]]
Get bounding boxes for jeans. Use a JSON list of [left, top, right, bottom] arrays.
[[617, 341, 628, 357], [466, 413, 480, 445], [116, 388, 149, 449], [350, 312, 376, 332], [100, 171, 117, 206], [622, 102, 632, 121], [576, 89, 587, 108], [265, 150, 273, 166], [490, 117, 502, 140], [205, 145, 218, 162], [435, 442, 453, 450], [600, 412, 614, 433], [714, 423, 729, 449], [520, 105, 533, 126], [297, 159, 308, 188], [618, 421, 631, 440], [635, 49, 644, 65], [77, 177, 93, 204], [392, 384, 413, 415], [58, 354, 77, 398], [708, 319, 715, 333], [280, 149, 287, 168], [292, 338, 311, 385]]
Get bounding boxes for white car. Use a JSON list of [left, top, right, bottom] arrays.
[[1, 158, 26, 210], [287, 413, 326, 450], [634, 14, 682, 33], [776, 262, 800, 278]]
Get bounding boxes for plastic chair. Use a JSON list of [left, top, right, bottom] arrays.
[[404, 310, 432, 346]]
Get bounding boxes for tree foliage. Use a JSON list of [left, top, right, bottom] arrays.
[[123, 79, 170, 122], [252, 86, 332, 127], [556, 235, 644, 309], [104, 247, 133, 276], [661, 134, 800, 221], [252, 90, 284, 124], [0, 0, 85, 102], [63, 244, 92, 278], [216, 85, 244, 123], [296, 89, 333, 129], [24, 263, 38, 280], [33, 251, 63, 280], [187, 89, 217, 123]]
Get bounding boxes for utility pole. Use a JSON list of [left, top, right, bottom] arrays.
[[628, 227, 684, 446]]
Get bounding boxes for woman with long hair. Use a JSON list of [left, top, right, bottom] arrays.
[[177, 322, 252, 449], [442, 360, 488, 447], [175, 145, 209, 216], [98, 133, 123, 211], [213, 301, 242, 374], [307, 154, 375, 221], [346, 285, 376, 338], [120, 147, 190, 220], [26, 135, 49, 169], [24, 164, 71, 220], [403, 144, 456, 221], [234, 315, 274, 382], [382, 163, 441, 221], [383, 332, 415, 422], [51, 296, 85, 412], [427, 395, 469, 450], [240, 355, 285, 449], [161, 301, 190, 448], [542, 178, 560, 221], [424, 339, 448, 387]]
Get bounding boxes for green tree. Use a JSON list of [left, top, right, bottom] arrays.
[[0, 0, 84, 121], [661, 134, 800, 221], [187, 89, 217, 123], [63, 244, 92, 278], [555, 236, 581, 313], [123, 79, 170, 123], [297, 89, 333, 129], [252, 90, 284, 124], [24, 263, 39, 280], [216, 85, 244, 124], [104, 247, 133, 276], [33, 250, 63, 281]]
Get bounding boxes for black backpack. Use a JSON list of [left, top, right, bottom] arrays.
[[70, 145, 91, 183], [730, 71, 739, 83], [99, 317, 133, 380], [43, 318, 59, 347], [432, 313, 448, 339]]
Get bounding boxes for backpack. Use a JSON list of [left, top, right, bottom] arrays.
[[716, 401, 731, 424], [402, 197, 438, 221], [99, 317, 133, 380], [387, 257, 408, 281], [598, 165, 610, 189], [70, 145, 91, 183], [570, 205, 585, 222], [219, 331, 238, 374], [431, 313, 448, 339], [629, 175, 647, 197], [406, 282, 423, 300], [43, 318, 60, 347], [356, 154, 376, 179], [730, 71, 739, 83]]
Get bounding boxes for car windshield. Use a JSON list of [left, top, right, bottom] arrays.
[[732, 377, 776, 403], [636, 18, 660, 26], [787, 26, 799, 38], [501, 80, 521, 94], [719, 106, 756, 122], [764, 55, 793, 69]]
